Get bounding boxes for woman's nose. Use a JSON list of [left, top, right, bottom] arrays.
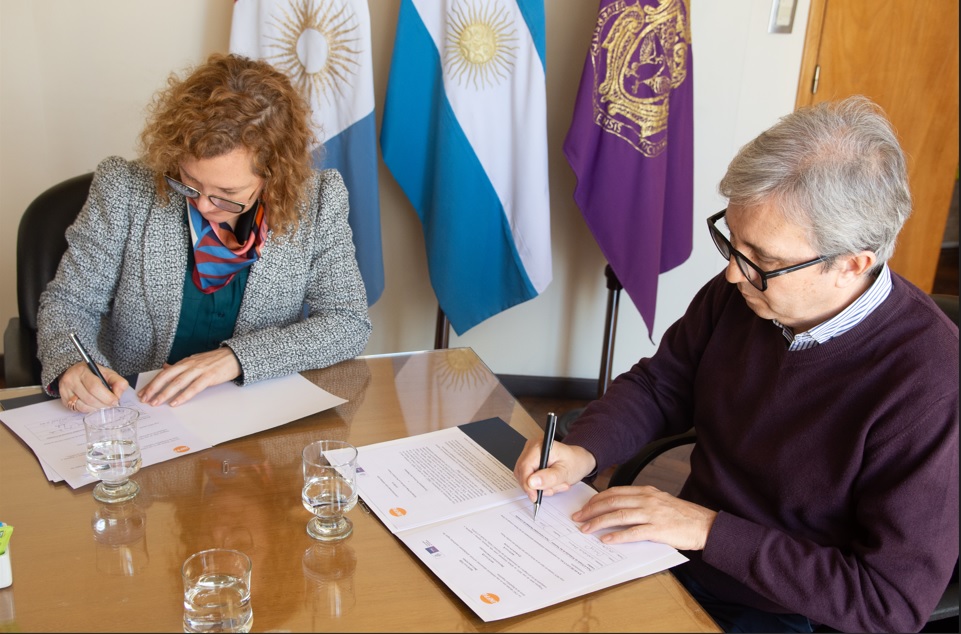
[[194, 193, 219, 213]]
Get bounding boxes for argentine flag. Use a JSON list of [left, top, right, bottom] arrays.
[[381, 0, 551, 335], [230, 0, 384, 305]]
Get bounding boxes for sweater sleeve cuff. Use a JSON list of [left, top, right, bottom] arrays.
[[563, 425, 617, 475], [701, 511, 765, 582], [45, 376, 61, 398]]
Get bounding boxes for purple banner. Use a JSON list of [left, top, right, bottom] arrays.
[[564, 0, 694, 337]]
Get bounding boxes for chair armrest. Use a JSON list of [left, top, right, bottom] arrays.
[[3, 317, 42, 387], [930, 579, 959, 621], [607, 430, 697, 488]]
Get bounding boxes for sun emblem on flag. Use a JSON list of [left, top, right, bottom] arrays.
[[265, 0, 360, 106], [436, 348, 489, 390], [444, 1, 518, 90]]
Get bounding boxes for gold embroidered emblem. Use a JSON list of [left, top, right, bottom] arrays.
[[592, 0, 691, 157], [264, 0, 361, 106], [444, 1, 519, 90]]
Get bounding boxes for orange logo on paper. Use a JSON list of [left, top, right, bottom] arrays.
[[173, 446, 190, 453], [388, 507, 407, 517], [479, 593, 500, 605]]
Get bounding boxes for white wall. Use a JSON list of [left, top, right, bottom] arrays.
[[0, 0, 810, 382]]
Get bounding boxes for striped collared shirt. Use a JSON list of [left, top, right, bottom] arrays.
[[774, 264, 892, 351]]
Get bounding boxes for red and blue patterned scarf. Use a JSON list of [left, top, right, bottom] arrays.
[[187, 200, 268, 293]]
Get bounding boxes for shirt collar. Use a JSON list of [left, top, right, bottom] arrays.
[[774, 264, 892, 350]]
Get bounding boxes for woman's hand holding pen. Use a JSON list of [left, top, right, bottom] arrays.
[[513, 438, 597, 503], [58, 362, 128, 413], [137, 347, 241, 408]]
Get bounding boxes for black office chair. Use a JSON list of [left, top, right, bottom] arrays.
[[931, 293, 961, 325], [3, 173, 93, 387], [606, 293, 960, 631]]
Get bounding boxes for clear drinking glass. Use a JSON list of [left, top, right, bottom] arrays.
[[301, 440, 358, 541], [182, 548, 253, 633], [83, 407, 142, 503]]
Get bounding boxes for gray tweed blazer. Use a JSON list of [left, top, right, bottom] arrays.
[[37, 156, 371, 392]]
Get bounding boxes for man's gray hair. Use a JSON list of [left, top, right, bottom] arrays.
[[719, 95, 911, 268]]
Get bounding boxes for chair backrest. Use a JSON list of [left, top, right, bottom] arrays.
[[16, 173, 93, 331], [930, 293, 960, 326]]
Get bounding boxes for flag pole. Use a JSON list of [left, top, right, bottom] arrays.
[[434, 305, 450, 349], [557, 263, 623, 439], [598, 264, 623, 398]]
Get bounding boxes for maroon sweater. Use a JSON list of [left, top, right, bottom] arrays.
[[564, 272, 959, 632]]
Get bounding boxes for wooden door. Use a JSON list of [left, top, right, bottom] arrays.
[[796, 0, 959, 292]]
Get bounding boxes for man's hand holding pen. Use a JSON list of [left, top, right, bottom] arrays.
[[513, 434, 598, 507], [512, 426, 716, 551]]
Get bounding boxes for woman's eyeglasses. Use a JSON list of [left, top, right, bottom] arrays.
[[164, 174, 257, 214]]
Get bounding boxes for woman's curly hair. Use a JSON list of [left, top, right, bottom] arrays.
[[139, 53, 316, 234]]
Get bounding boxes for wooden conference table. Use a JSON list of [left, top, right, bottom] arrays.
[[0, 348, 719, 632]]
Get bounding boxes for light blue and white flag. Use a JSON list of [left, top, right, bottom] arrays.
[[230, 0, 384, 305], [380, 0, 551, 335]]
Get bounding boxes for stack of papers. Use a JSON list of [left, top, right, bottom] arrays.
[[0, 371, 346, 488], [355, 418, 687, 621]]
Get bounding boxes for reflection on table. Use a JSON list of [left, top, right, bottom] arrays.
[[0, 348, 719, 632], [91, 499, 148, 577], [303, 541, 357, 621]]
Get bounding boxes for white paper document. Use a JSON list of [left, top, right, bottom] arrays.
[[356, 426, 528, 531], [3, 395, 209, 488], [0, 372, 346, 488], [355, 418, 687, 622], [133, 370, 345, 446]]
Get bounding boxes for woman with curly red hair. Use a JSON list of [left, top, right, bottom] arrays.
[[37, 53, 371, 412]]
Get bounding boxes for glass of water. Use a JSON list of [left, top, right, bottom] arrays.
[[83, 407, 142, 504], [182, 548, 252, 633], [302, 440, 358, 542]]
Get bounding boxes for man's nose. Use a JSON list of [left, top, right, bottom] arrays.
[[724, 255, 745, 284]]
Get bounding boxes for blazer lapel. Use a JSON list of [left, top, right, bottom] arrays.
[[142, 197, 189, 351]]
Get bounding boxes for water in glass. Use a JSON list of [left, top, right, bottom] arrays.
[[183, 572, 252, 633], [86, 439, 141, 483], [302, 475, 357, 519]]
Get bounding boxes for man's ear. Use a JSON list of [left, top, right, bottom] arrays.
[[835, 251, 878, 287]]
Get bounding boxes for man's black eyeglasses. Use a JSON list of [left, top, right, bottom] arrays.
[[707, 209, 826, 291], [164, 174, 256, 214]]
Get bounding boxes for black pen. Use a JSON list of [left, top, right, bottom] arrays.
[[68, 332, 112, 393], [533, 412, 558, 520]]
